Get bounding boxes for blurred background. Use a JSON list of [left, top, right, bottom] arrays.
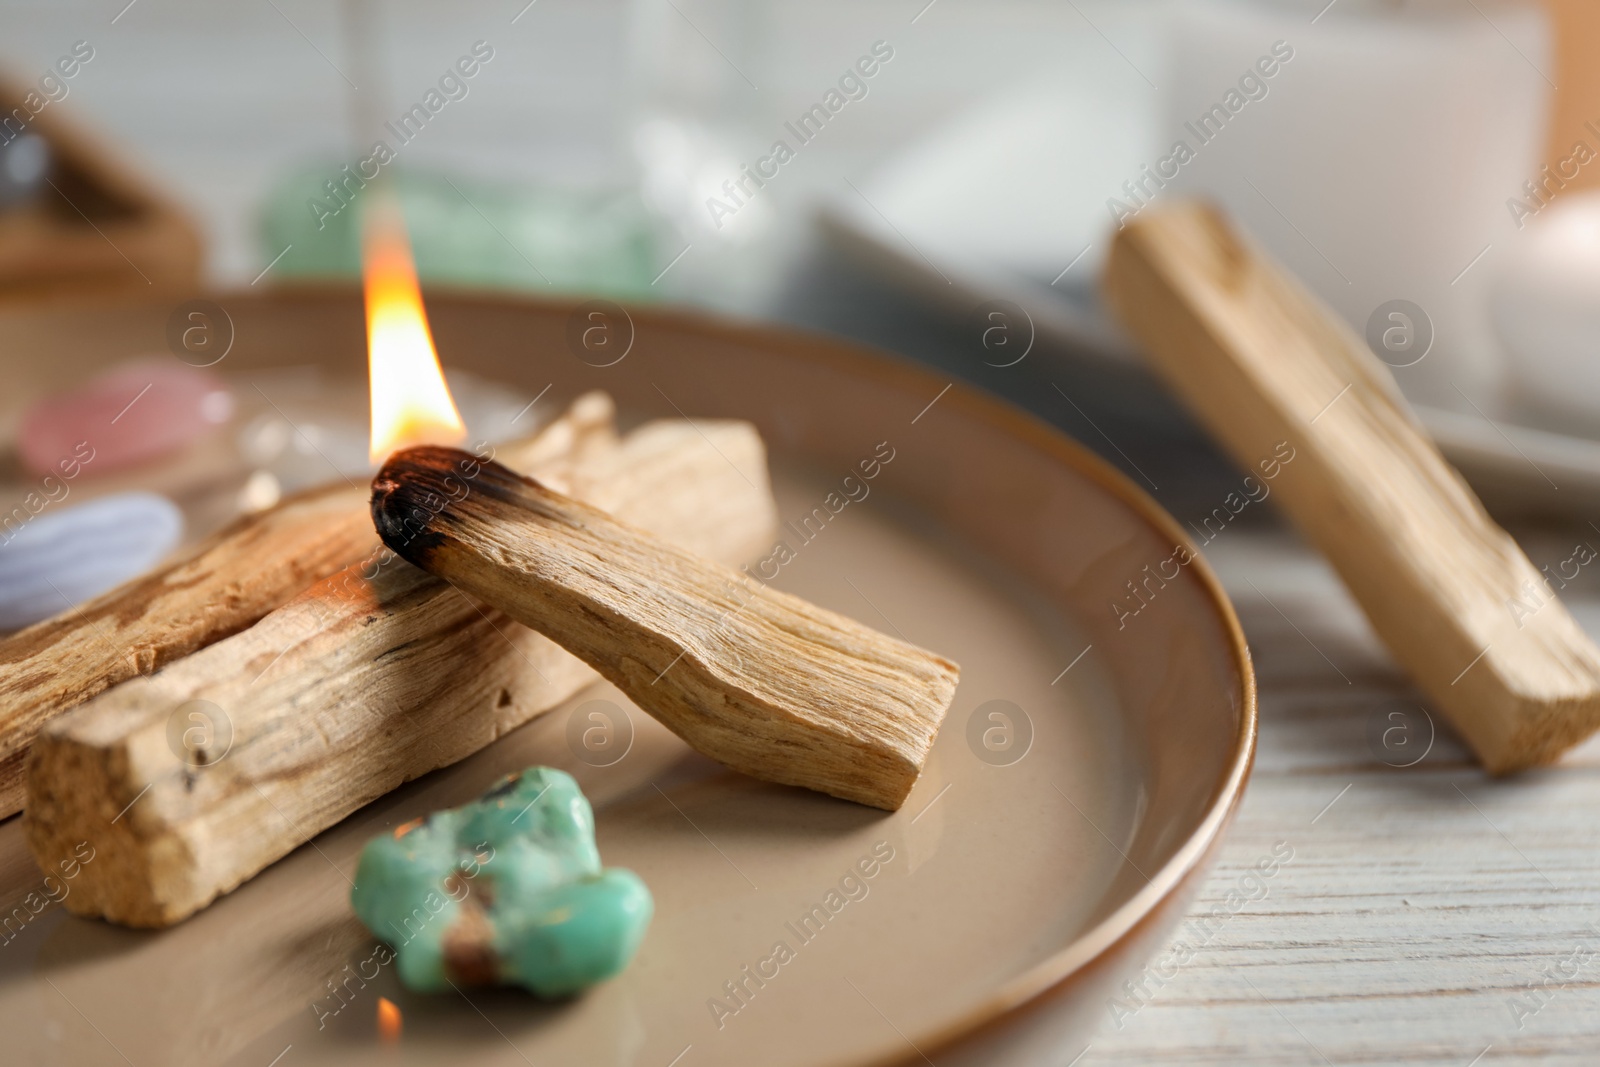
[[6, 0, 1597, 524]]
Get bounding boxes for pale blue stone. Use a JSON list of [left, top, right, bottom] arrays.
[[0, 491, 183, 630]]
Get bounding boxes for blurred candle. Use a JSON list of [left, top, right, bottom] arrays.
[[1159, 0, 1550, 407]]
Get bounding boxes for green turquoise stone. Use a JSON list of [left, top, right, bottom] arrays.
[[350, 767, 652, 996], [260, 165, 661, 298]]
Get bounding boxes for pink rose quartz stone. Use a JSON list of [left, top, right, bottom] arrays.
[[19, 360, 234, 476]]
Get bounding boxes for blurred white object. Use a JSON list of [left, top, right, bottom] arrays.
[[0, 491, 183, 631], [818, 0, 1600, 516], [1492, 190, 1600, 425], [1163, 0, 1550, 408], [855, 68, 1160, 284], [237, 469, 283, 513], [237, 410, 368, 492], [815, 13, 1163, 358], [444, 369, 542, 447], [633, 117, 775, 246]]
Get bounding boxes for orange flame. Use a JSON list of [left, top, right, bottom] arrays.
[[377, 996, 402, 1043], [364, 190, 464, 461]]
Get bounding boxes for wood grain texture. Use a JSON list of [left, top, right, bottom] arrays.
[[0, 485, 375, 822], [24, 415, 776, 927], [370, 447, 960, 811], [0, 391, 618, 820], [1104, 201, 1600, 774], [1080, 523, 1600, 1066]]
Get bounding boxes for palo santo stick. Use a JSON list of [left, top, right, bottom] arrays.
[[27, 418, 776, 927], [0, 391, 618, 819], [1103, 200, 1600, 772], [371, 447, 960, 811]]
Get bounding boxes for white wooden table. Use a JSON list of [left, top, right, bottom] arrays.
[[1086, 524, 1600, 1066]]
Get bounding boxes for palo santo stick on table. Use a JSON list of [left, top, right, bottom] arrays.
[[27, 418, 776, 927], [371, 447, 960, 811], [1104, 200, 1600, 772], [0, 391, 618, 819]]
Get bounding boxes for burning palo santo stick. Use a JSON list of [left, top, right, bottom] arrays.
[[371, 447, 960, 811], [0, 394, 616, 820], [27, 416, 777, 927]]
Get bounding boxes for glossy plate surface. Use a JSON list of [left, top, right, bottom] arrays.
[[0, 291, 1254, 1066]]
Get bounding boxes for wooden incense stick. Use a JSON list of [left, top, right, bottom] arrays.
[[0, 392, 618, 820], [1103, 200, 1600, 772], [26, 418, 777, 927], [370, 447, 960, 811]]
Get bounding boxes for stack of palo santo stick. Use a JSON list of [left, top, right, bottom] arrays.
[[11, 392, 781, 926]]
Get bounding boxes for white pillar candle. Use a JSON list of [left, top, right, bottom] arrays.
[[1152, 0, 1550, 407]]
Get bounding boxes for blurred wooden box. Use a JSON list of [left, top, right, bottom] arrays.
[[0, 75, 201, 300]]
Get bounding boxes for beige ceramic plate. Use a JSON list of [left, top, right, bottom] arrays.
[[0, 291, 1254, 1067]]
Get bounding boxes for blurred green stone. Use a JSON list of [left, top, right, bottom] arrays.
[[350, 766, 653, 996], [261, 166, 660, 298]]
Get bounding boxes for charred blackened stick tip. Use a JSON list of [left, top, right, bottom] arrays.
[[370, 445, 522, 566]]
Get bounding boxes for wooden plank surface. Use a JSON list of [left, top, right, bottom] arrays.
[[1080, 521, 1600, 1066]]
